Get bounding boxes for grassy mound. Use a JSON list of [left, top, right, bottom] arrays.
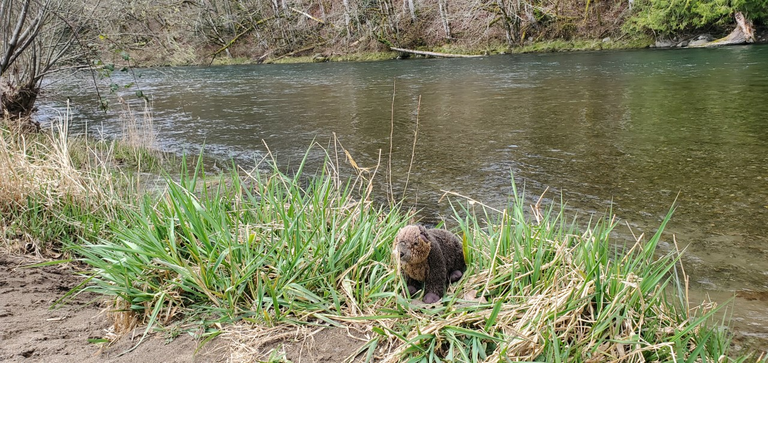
[[72, 148, 739, 362]]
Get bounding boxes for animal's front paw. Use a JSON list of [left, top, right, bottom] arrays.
[[423, 292, 441, 304], [408, 285, 419, 296], [449, 270, 463, 283]]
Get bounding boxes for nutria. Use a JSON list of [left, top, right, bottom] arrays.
[[393, 224, 466, 304]]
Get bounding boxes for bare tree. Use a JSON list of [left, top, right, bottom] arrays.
[[405, 0, 416, 21], [496, 0, 521, 44], [342, 0, 351, 30], [437, 0, 451, 40], [1, 0, 87, 120]]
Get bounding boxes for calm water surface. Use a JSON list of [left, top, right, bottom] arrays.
[[40, 45, 768, 350]]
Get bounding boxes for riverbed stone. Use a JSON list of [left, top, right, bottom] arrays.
[[654, 39, 676, 48], [688, 34, 715, 47]]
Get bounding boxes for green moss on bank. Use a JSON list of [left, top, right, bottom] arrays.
[[513, 36, 656, 54], [142, 36, 660, 68], [224, 37, 656, 66]]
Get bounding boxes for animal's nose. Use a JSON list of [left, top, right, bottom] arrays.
[[400, 251, 405, 259]]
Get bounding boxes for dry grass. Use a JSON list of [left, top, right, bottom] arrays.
[[223, 322, 376, 363], [224, 324, 320, 363], [0, 105, 163, 255], [0, 117, 100, 210]]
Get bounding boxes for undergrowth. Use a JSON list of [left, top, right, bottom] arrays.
[[2, 121, 126, 253], [2, 112, 747, 362], [0, 108, 166, 255], [71, 144, 746, 362]]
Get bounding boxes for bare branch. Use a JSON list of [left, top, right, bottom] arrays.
[[0, 0, 31, 74]]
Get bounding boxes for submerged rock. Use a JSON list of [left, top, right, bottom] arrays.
[[688, 34, 714, 47], [653, 39, 676, 48]]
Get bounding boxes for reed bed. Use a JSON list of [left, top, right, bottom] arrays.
[[0, 106, 166, 255], [72, 144, 739, 362]]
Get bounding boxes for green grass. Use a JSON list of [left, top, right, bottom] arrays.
[[3, 112, 748, 362], [0, 116, 744, 362], [203, 37, 656, 68], [71, 145, 747, 362], [76, 151, 408, 332], [0, 118, 154, 254], [151, 37, 659, 68], [513, 36, 655, 54]]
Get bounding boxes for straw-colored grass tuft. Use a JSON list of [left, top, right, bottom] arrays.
[[1, 106, 164, 255], [1, 117, 97, 209]]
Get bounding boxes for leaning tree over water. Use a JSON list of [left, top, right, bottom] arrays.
[[0, 0, 89, 121]]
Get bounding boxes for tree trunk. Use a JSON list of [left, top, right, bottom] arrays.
[[380, 0, 398, 36], [0, 78, 39, 120], [407, 0, 416, 22], [343, 0, 351, 30], [438, 0, 451, 40], [497, 0, 517, 44]]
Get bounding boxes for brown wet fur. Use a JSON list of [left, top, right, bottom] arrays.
[[394, 224, 466, 304], [396, 225, 432, 281]]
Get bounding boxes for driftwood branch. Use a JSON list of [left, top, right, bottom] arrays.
[[691, 11, 755, 48], [290, 7, 325, 24], [265, 43, 321, 63], [389, 47, 484, 58]]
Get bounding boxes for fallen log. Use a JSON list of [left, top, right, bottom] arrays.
[[389, 47, 485, 58], [265, 43, 321, 63], [690, 12, 755, 48]]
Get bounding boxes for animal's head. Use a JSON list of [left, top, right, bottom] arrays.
[[394, 225, 431, 264]]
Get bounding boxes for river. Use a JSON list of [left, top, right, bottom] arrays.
[[39, 45, 768, 352]]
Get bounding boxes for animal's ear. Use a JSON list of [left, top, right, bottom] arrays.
[[417, 225, 429, 243]]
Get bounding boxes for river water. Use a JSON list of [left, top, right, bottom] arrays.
[[39, 45, 768, 352]]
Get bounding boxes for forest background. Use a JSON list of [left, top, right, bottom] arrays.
[[2, 0, 767, 120], [87, 0, 768, 65]]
